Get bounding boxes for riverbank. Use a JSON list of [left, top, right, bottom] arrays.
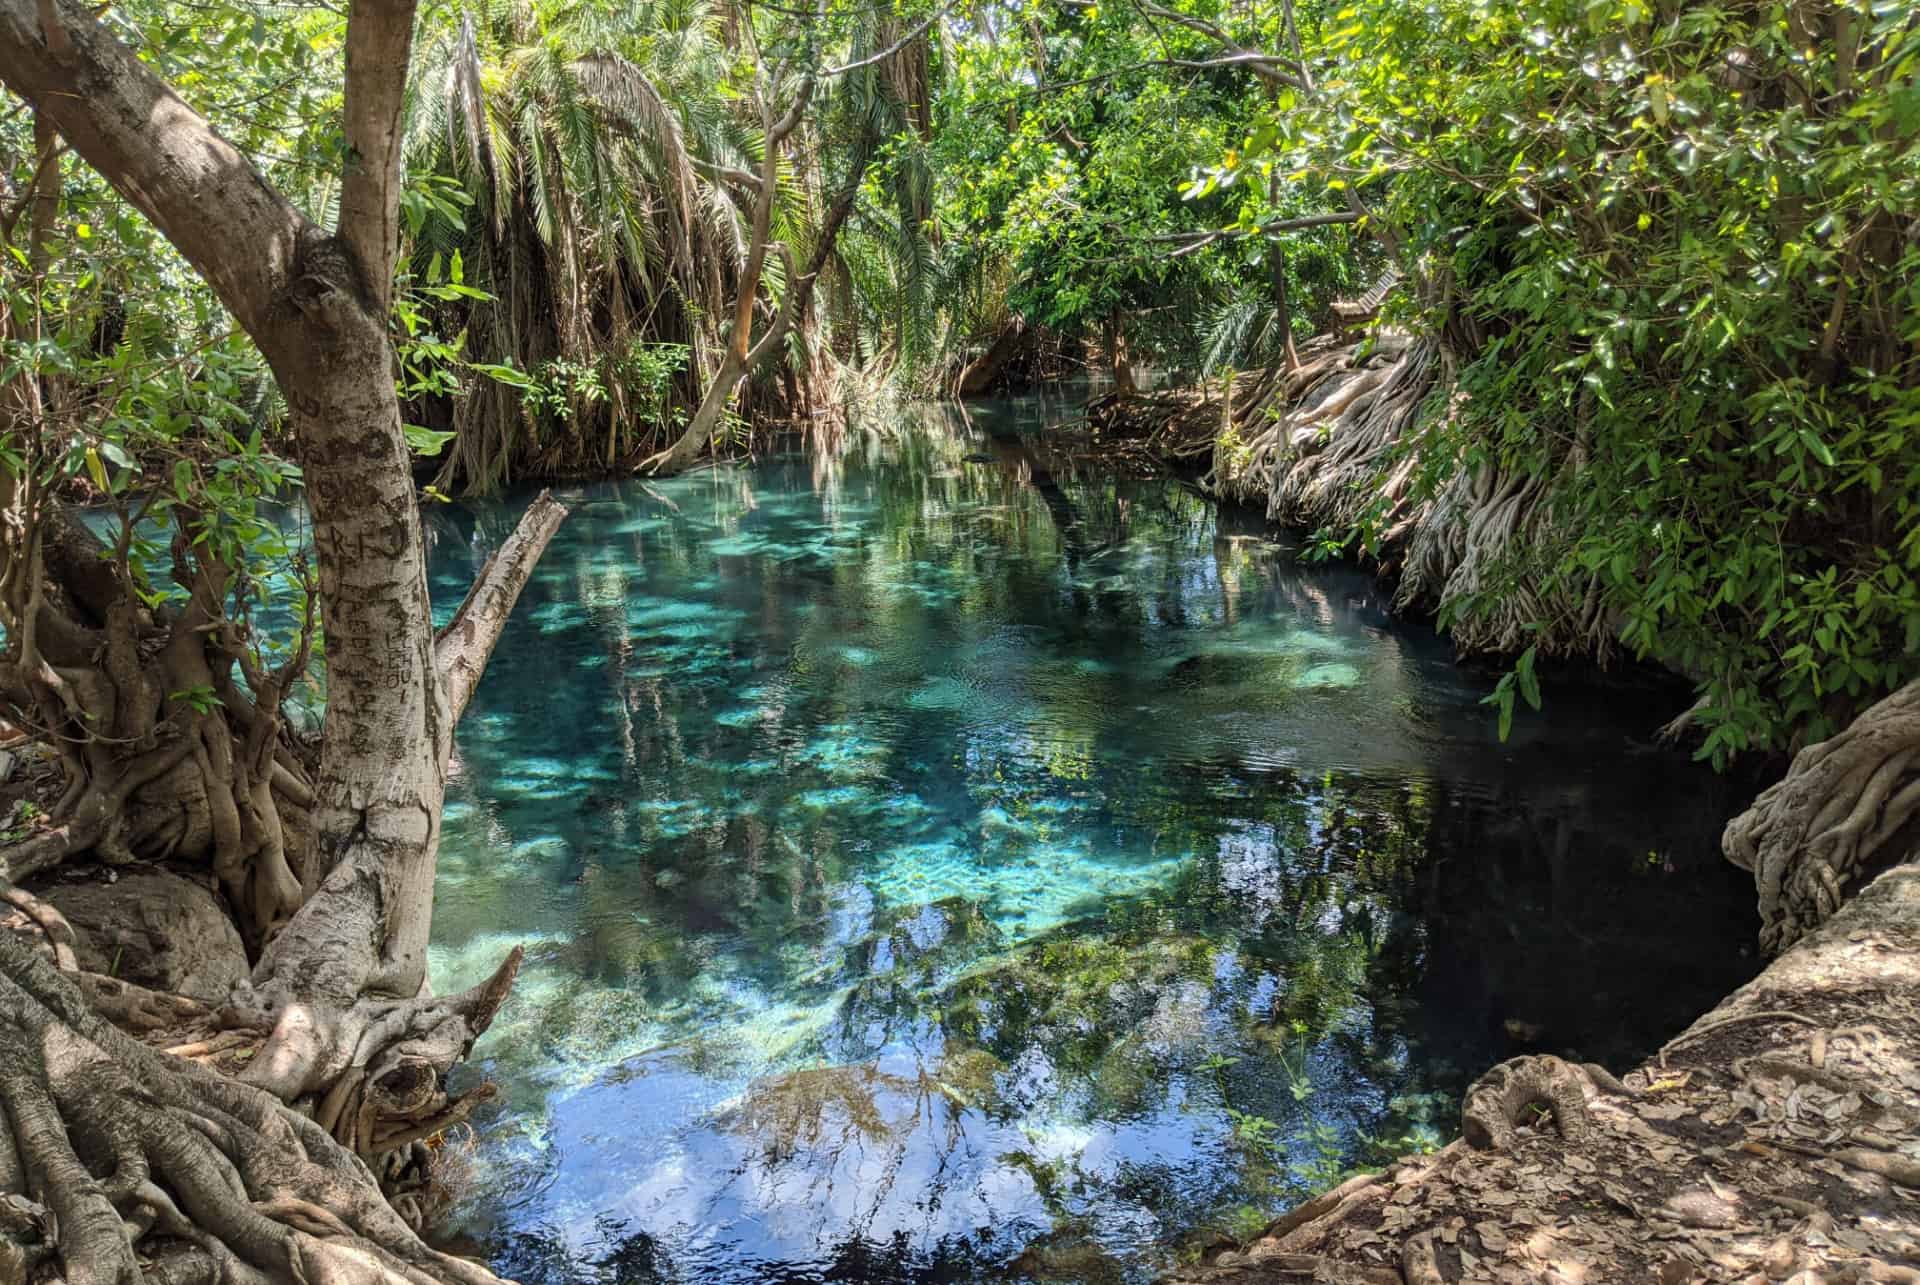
[[1048, 371, 1920, 1280], [1168, 857, 1920, 1282]]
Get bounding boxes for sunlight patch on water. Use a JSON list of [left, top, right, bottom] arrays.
[[424, 416, 1756, 1284]]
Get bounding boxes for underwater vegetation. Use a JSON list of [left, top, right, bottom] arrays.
[[423, 407, 1754, 1282]]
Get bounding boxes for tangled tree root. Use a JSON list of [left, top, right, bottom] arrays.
[[1460, 1054, 1593, 1151], [0, 878, 76, 971], [1724, 679, 1920, 953], [0, 929, 505, 1284], [1195, 334, 1608, 664]]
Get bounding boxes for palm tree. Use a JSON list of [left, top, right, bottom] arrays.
[[400, 0, 964, 489], [401, 0, 764, 490]]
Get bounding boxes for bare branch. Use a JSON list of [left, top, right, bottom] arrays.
[[769, 75, 817, 144], [743, 244, 802, 370], [695, 157, 763, 191], [1149, 209, 1362, 258], [1167, 51, 1306, 87], [435, 491, 568, 724], [823, 3, 954, 77]]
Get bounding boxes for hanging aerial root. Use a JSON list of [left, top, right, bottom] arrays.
[[1208, 333, 1437, 537], [1202, 334, 1612, 664], [1724, 680, 1920, 954]]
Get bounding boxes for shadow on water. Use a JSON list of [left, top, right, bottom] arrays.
[[420, 397, 1758, 1283]]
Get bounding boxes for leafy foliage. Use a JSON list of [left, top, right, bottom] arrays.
[[1367, 0, 1913, 760], [9, 0, 1916, 761], [1171, 0, 1920, 759], [926, 0, 1365, 380]]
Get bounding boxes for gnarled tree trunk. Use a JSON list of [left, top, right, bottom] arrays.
[[0, 930, 514, 1284], [0, 0, 568, 1278], [1725, 679, 1920, 954]]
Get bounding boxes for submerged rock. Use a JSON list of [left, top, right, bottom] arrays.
[[1007, 1226, 1131, 1284], [937, 926, 1226, 1079], [1292, 662, 1361, 690]]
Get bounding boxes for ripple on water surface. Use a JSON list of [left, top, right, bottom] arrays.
[[423, 404, 1756, 1283]]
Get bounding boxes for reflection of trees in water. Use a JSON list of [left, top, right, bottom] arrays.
[[427, 414, 1752, 1274], [489, 1215, 676, 1285], [491, 1214, 1010, 1285], [714, 1057, 1000, 1242]]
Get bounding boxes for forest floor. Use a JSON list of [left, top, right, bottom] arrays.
[[1167, 860, 1920, 1284]]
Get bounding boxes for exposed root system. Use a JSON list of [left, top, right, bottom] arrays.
[[0, 930, 505, 1284], [1169, 861, 1920, 1283], [1725, 680, 1920, 953], [1459, 1055, 1594, 1152]]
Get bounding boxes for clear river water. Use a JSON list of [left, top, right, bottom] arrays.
[[420, 398, 1757, 1283]]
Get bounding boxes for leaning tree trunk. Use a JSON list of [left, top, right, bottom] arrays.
[[1724, 679, 1920, 954], [643, 76, 814, 477], [0, 0, 570, 1277]]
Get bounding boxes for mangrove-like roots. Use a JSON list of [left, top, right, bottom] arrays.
[[1208, 334, 1438, 537], [1203, 334, 1610, 664], [0, 929, 505, 1284], [1724, 679, 1920, 954], [1461, 1054, 1593, 1151]]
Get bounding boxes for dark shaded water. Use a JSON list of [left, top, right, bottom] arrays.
[[421, 400, 1756, 1283]]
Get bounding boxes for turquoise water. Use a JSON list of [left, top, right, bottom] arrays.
[[423, 402, 1755, 1282]]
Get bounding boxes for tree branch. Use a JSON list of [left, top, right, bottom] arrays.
[[1139, 210, 1362, 260], [769, 75, 816, 145], [743, 243, 802, 370], [338, 0, 420, 308], [434, 491, 568, 724], [822, 3, 952, 77], [0, 0, 309, 340]]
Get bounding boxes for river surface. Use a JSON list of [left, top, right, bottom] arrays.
[[422, 400, 1756, 1283]]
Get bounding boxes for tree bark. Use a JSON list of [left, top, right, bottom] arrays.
[[0, 0, 568, 1277], [956, 317, 1030, 396], [1724, 679, 1920, 954], [643, 78, 815, 476], [1106, 311, 1139, 394], [0, 930, 507, 1285]]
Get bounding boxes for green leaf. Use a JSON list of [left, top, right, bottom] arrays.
[[1798, 429, 1836, 467], [469, 362, 533, 388], [403, 424, 457, 457], [1515, 646, 1542, 711]]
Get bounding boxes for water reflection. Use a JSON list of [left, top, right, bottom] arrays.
[[424, 399, 1754, 1282]]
